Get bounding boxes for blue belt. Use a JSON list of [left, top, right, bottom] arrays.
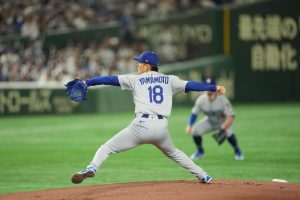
[[142, 114, 164, 119]]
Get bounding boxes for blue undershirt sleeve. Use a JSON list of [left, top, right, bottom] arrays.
[[85, 76, 120, 87], [188, 113, 198, 126], [185, 81, 216, 92]]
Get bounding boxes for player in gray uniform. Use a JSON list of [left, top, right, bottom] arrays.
[[69, 51, 225, 184], [186, 78, 244, 160]]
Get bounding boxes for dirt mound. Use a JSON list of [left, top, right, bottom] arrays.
[[1, 180, 300, 200]]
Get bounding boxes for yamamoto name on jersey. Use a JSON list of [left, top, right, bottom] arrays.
[[139, 76, 169, 85]]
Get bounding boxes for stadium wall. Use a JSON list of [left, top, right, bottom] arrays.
[[229, 0, 300, 102], [0, 86, 134, 115]]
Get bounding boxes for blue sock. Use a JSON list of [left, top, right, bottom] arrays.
[[227, 134, 242, 155], [193, 136, 204, 154]]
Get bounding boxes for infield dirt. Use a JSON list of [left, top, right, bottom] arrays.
[[1, 179, 299, 200]]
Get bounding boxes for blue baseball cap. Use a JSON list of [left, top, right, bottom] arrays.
[[132, 51, 159, 67], [204, 78, 217, 85]]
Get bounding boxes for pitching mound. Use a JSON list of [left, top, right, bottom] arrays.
[[1, 180, 300, 200]]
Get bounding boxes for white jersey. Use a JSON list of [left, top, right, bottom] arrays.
[[192, 93, 235, 125], [118, 71, 187, 117]]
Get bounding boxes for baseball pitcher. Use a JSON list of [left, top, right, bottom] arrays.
[[185, 78, 244, 160], [65, 51, 226, 185]]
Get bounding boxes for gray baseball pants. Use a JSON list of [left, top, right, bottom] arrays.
[[88, 115, 208, 180]]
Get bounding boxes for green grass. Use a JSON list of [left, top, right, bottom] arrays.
[[0, 103, 300, 194]]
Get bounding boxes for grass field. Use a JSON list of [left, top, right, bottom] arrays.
[[0, 103, 300, 194]]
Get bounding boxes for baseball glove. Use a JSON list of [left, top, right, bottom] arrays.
[[212, 129, 227, 145], [65, 79, 87, 102]]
